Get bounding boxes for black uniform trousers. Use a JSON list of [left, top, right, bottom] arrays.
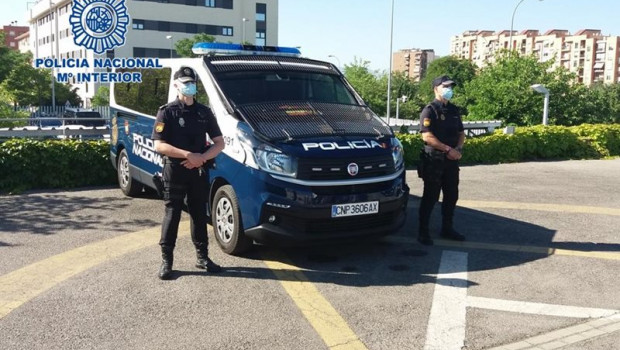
[[159, 159, 209, 249], [418, 157, 460, 236]]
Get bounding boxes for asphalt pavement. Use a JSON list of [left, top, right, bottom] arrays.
[[1, 159, 619, 350]]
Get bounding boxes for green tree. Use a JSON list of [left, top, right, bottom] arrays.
[[465, 51, 577, 125], [175, 33, 216, 58], [385, 71, 420, 119], [91, 86, 110, 106], [0, 32, 27, 83], [419, 56, 477, 112], [579, 82, 620, 125], [1, 62, 49, 106], [51, 82, 82, 107], [343, 58, 387, 116]]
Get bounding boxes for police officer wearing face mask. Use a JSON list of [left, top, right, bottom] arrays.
[[417, 75, 466, 246], [152, 66, 226, 279]]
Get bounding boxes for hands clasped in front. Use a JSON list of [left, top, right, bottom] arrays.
[[181, 152, 207, 169], [446, 148, 462, 161]]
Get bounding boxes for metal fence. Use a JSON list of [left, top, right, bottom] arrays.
[[382, 118, 503, 136], [11, 105, 111, 119]]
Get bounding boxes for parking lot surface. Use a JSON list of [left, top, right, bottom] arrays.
[[1, 159, 619, 350]]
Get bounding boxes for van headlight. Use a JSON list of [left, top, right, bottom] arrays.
[[391, 138, 404, 170], [256, 144, 297, 177]]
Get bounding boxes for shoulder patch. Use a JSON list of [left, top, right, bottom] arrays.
[[155, 122, 165, 133], [423, 118, 431, 127]]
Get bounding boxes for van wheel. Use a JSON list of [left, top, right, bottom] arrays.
[[212, 185, 252, 255], [117, 149, 142, 197]]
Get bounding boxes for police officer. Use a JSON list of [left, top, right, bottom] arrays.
[[152, 66, 225, 280], [417, 75, 466, 246]]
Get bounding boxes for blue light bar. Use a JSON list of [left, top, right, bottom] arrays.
[[192, 43, 301, 57]]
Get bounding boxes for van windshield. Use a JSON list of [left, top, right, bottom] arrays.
[[215, 70, 359, 106], [206, 56, 392, 141]]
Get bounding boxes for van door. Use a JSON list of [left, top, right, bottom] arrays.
[[112, 67, 173, 184]]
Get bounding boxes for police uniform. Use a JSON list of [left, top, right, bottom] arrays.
[[418, 94, 465, 243], [151, 67, 223, 279]]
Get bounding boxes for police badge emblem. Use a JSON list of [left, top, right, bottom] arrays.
[[179, 118, 185, 127], [70, 0, 130, 54]]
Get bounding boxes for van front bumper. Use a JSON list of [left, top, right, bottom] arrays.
[[244, 176, 409, 245]]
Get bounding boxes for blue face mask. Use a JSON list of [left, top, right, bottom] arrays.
[[178, 82, 197, 96], [441, 87, 454, 100]]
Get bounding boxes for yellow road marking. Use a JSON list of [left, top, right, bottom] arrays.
[[0, 222, 188, 320], [458, 200, 620, 216], [386, 236, 620, 261], [262, 251, 368, 350]]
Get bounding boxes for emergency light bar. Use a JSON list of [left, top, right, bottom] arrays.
[[192, 43, 301, 57]]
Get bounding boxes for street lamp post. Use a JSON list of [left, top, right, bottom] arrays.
[[531, 84, 550, 125], [242, 18, 249, 44], [166, 35, 173, 58], [327, 54, 341, 68], [396, 95, 407, 121], [386, 0, 395, 124], [509, 0, 543, 53], [49, 0, 56, 112]]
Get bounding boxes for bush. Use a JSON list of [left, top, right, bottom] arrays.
[[1, 124, 618, 193], [0, 138, 116, 193], [0, 105, 29, 128], [397, 124, 620, 167]]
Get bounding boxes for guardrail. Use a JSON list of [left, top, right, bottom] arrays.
[[0, 117, 110, 139], [1, 118, 502, 139], [383, 118, 503, 136]]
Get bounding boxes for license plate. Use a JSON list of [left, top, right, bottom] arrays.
[[331, 201, 379, 218]]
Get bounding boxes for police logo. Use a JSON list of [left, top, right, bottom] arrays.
[[423, 118, 431, 127], [440, 115, 446, 121], [155, 122, 165, 133], [179, 118, 185, 127], [347, 163, 359, 176], [70, 0, 130, 54]]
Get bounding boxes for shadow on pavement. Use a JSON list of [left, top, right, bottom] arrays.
[[181, 193, 612, 287], [0, 187, 160, 235]]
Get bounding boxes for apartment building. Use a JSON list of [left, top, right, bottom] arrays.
[[2, 25, 29, 50], [451, 29, 620, 85], [392, 49, 435, 81], [15, 32, 30, 54], [26, 0, 279, 105]]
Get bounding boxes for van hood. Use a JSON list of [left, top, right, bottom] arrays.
[[236, 101, 393, 142]]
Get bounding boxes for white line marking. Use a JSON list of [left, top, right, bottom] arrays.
[[424, 250, 469, 350], [487, 313, 620, 350], [468, 296, 620, 319]]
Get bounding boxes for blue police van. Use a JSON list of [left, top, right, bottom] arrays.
[[109, 43, 409, 254]]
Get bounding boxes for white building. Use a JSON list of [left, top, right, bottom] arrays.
[[27, 0, 279, 106]]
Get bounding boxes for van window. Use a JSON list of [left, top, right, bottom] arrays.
[[114, 68, 172, 115], [215, 71, 357, 106]]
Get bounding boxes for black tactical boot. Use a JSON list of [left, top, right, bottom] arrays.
[[195, 247, 222, 273], [158, 246, 174, 280], [440, 223, 466, 241]]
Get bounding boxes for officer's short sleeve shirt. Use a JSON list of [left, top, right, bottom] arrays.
[[152, 99, 222, 153], [419, 99, 464, 148]]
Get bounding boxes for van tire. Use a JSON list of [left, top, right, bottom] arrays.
[[212, 185, 252, 255], [117, 149, 142, 197]]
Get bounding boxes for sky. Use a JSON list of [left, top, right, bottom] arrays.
[[2, 0, 619, 72]]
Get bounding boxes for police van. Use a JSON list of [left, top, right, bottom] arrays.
[[109, 43, 409, 254]]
